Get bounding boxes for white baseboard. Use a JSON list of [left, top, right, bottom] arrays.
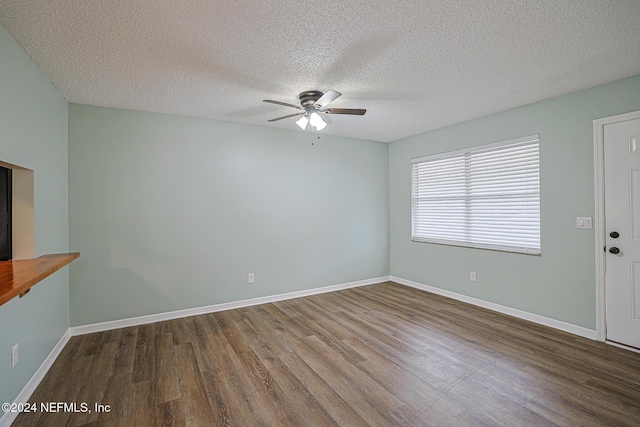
[[70, 276, 391, 336], [0, 329, 71, 427], [391, 276, 598, 340]]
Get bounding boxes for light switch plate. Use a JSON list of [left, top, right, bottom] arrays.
[[576, 217, 592, 229]]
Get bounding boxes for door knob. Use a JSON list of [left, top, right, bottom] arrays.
[[609, 247, 620, 254], [610, 231, 620, 238]]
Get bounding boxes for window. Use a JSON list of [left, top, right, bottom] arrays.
[[411, 135, 540, 254]]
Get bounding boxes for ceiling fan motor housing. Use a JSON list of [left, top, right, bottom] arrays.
[[299, 91, 323, 108]]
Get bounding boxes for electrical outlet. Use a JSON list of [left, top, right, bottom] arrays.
[[11, 343, 19, 368], [470, 271, 477, 282], [247, 273, 255, 284]]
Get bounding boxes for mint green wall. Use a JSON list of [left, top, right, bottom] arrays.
[[389, 75, 640, 330], [68, 105, 390, 326], [0, 25, 70, 406]]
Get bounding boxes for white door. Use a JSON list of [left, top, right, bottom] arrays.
[[604, 117, 640, 349]]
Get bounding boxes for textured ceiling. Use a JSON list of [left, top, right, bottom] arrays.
[[1, 1, 639, 143]]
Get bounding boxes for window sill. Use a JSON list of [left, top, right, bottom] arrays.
[[0, 253, 80, 306]]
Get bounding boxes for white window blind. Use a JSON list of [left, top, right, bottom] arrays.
[[411, 135, 540, 254]]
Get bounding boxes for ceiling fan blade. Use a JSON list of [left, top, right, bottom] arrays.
[[268, 112, 304, 122], [323, 108, 366, 115], [263, 99, 303, 110], [314, 90, 342, 109]]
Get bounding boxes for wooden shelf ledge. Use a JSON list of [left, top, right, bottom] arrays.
[[0, 252, 80, 306]]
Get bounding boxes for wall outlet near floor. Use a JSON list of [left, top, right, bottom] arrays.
[[470, 271, 477, 282], [11, 343, 19, 368], [247, 273, 255, 284]]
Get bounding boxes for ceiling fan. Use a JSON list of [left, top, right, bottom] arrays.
[[263, 90, 366, 131]]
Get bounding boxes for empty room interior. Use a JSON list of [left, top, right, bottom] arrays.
[[1, 1, 640, 426]]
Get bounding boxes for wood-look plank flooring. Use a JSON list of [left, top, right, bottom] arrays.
[[13, 282, 640, 426]]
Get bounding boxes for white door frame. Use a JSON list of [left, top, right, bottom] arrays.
[[593, 110, 640, 342]]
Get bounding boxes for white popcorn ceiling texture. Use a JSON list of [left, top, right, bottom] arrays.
[[1, 1, 639, 142]]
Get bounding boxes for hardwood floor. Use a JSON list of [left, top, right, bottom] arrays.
[[13, 282, 640, 426]]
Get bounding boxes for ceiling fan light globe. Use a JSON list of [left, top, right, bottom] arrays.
[[309, 112, 325, 127], [314, 120, 327, 131], [295, 116, 309, 130]]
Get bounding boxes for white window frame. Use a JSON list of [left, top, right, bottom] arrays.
[[411, 135, 540, 255]]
